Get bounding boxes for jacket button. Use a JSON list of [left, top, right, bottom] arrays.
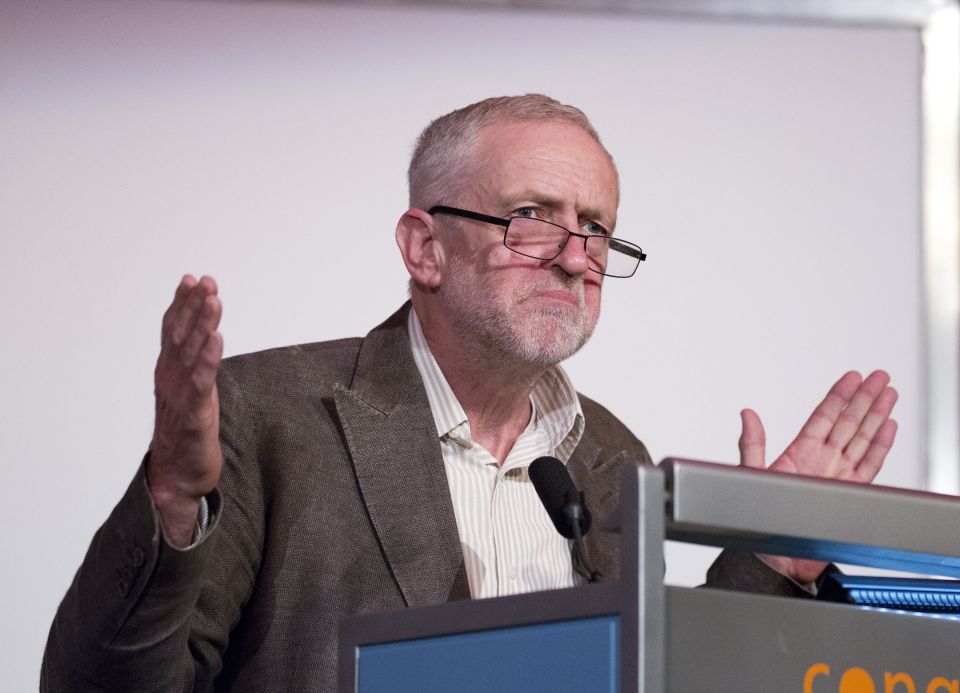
[[117, 579, 129, 598], [128, 546, 145, 567]]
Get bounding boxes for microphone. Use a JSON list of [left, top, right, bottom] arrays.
[[529, 456, 600, 582]]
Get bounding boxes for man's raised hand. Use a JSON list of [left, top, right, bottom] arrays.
[[148, 275, 224, 548], [737, 370, 899, 583], [739, 370, 898, 481]]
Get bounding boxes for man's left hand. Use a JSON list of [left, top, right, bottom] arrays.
[[737, 370, 899, 584]]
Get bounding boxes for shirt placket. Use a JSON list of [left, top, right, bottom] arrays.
[[490, 462, 522, 596]]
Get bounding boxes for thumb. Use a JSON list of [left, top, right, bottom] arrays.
[[739, 408, 766, 469]]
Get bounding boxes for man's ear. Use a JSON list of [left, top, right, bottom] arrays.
[[396, 208, 444, 289]]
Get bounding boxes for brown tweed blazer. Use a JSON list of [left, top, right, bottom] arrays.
[[42, 303, 798, 692]]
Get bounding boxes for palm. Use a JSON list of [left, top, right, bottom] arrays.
[[738, 370, 899, 583], [771, 432, 870, 482]]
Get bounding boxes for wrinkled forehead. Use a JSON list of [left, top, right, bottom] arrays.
[[464, 119, 620, 215], [470, 119, 618, 176]]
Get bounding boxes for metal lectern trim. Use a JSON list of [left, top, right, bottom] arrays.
[[619, 463, 666, 692], [661, 458, 960, 577]]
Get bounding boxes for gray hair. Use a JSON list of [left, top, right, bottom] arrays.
[[407, 94, 615, 209]]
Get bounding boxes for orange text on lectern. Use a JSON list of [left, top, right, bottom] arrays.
[[804, 663, 959, 692]]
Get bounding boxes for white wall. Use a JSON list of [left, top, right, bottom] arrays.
[[0, 0, 922, 687]]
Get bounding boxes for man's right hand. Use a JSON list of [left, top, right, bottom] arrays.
[[147, 275, 224, 548]]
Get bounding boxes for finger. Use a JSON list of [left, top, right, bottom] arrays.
[[161, 275, 197, 343], [826, 370, 891, 450], [180, 293, 223, 368], [169, 275, 218, 349], [738, 408, 766, 469], [190, 330, 223, 396], [841, 385, 898, 462], [797, 371, 863, 440], [854, 418, 898, 482]]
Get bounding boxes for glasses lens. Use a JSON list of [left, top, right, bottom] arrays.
[[505, 217, 644, 278], [584, 236, 609, 270], [601, 237, 644, 278], [505, 217, 567, 260]]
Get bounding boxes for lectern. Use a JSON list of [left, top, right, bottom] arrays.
[[338, 460, 960, 692]]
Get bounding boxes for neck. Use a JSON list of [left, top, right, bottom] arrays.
[[414, 300, 547, 464]]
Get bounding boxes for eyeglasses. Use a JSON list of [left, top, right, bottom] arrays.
[[427, 206, 646, 278]]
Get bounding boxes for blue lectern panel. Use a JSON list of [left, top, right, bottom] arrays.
[[356, 615, 619, 693]]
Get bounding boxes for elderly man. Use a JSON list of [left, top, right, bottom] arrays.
[[42, 95, 897, 691]]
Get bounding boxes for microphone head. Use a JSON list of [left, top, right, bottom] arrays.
[[529, 456, 592, 539]]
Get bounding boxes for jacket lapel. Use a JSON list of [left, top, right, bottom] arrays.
[[334, 305, 469, 607], [568, 434, 628, 583]]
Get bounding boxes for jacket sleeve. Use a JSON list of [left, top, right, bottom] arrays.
[[704, 549, 816, 598], [41, 367, 263, 692], [41, 464, 222, 691]]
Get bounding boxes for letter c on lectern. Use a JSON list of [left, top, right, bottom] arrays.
[[806, 663, 831, 692]]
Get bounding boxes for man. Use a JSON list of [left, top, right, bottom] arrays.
[[42, 95, 898, 691]]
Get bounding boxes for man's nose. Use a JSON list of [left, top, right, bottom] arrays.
[[547, 229, 590, 276]]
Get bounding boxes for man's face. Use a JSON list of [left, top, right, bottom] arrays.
[[438, 119, 619, 366]]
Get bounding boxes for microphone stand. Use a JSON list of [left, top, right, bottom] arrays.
[[564, 491, 600, 583]]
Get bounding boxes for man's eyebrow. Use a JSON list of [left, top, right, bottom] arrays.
[[495, 190, 561, 212]]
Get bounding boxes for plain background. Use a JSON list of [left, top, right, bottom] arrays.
[[1, 0, 922, 687]]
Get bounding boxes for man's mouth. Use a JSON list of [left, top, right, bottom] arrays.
[[533, 289, 581, 307]]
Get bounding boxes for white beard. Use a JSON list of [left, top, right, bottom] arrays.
[[441, 256, 598, 367]]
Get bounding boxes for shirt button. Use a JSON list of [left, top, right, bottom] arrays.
[[509, 568, 519, 581]]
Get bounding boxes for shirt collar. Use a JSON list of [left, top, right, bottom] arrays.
[[407, 308, 585, 459]]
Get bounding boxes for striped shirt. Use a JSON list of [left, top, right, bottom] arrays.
[[408, 308, 585, 599]]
